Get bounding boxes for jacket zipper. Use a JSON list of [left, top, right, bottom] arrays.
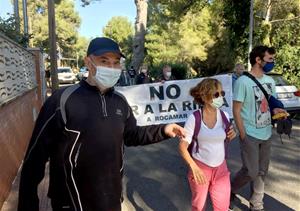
[[98, 94, 108, 117]]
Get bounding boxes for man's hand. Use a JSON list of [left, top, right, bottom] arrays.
[[273, 108, 287, 115], [164, 123, 185, 138], [84, 57, 96, 72], [239, 131, 246, 141], [272, 108, 289, 119]]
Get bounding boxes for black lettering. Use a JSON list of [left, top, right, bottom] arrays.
[[183, 101, 192, 111], [144, 105, 154, 114], [150, 86, 164, 100], [159, 104, 167, 113], [147, 117, 152, 122], [168, 103, 177, 112], [172, 114, 179, 119], [166, 84, 180, 99]]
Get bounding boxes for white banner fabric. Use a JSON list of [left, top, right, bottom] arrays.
[[116, 74, 233, 126]]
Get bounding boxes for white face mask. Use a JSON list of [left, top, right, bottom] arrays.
[[165, 72, 172, 78], [93, 66, 121, 88], [211, 96, 224, 109]]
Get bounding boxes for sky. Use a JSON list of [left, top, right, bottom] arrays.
[[0, 0, 136, 39]]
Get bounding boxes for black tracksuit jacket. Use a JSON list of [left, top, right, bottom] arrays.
[[18, 80, 168, 211]]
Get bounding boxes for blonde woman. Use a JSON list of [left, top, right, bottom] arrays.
[[179, 78, 236, 211]]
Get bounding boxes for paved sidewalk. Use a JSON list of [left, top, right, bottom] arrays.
[[2, 120, 300, 211]]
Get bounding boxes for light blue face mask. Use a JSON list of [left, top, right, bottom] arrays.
[[211, 96, 224, 109], [94, 66, 121, 88]]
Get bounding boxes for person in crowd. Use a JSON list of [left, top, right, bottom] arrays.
[[231, 46, 286, 211], [157, 64, 175, 82], [45, 68, 51, 88], [179, 78, 236, 211], [118, 68, 131, 86], [18, 37, 185, 211], [232, 63, 245, 88], [136, 65, 153, 84], [128, 65, 136, 85]]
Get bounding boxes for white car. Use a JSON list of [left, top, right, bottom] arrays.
[[57, 67, 77, 84], [77, 67, 89, 80], [268, 73, 300, 118]]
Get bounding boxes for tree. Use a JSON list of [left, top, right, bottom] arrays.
[[74, 36, 89, 68], [146, 1, 226, 76], [16, 0, 81, 58], [253, 0, 300, 88], [130, 0, 148, 72], [103, 16, 134, 57], [81, 0, 148, 72], [0, 15, 29, 46]]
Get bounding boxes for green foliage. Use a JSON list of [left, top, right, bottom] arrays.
[[0, 14, 29, 46], [102, 16, 134, 57], [74, 36, 89, 68], [146, 5, 214, 76], [253, 0, 300, 88], [11, 0, 81, 58], [222, 0, 250, 49], [149, 0, 209, 20], [271, 13, 300, 88]]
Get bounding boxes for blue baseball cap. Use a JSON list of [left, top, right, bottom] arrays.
[[87, 37, 125, 58]]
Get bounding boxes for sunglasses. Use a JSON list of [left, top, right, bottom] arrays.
[[214, 91, 225, 98]]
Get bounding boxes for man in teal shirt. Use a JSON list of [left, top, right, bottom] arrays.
[[230, 46, 286, 211]]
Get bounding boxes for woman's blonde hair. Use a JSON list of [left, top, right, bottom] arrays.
[[190, 78, 222, 104]]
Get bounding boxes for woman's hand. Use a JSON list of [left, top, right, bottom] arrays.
[[226, 125, 236, 141], [189, 162, 207, 185]]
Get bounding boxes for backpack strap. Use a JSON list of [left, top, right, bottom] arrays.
[[220, 110, 230, 137], [220, 110, 231, 159], [60, 83, 80, 125], [187, 109, 201, 154]]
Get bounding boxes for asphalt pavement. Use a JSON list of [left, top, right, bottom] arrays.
[[2, 120, 300, 211], [121, 120, 300, 211]]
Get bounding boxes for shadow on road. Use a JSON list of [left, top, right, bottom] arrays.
[[126, 167, 179, 211], [124, 138, 190, 211], [263, 194, 295, 211]]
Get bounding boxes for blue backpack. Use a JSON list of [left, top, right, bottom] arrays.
[[187, 109, 231, 158]]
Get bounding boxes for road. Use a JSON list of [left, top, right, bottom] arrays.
[[2, 120, 300, 211], [122, 121, 300, 211]]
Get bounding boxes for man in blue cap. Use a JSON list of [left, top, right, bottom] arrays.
[[18, 37, 185, 211]]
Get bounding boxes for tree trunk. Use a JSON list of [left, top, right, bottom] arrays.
[[263, 0, 272, 45], [131, 0, 147, 73], [265, 0, 272, 22], [48, 0, 59, 91]]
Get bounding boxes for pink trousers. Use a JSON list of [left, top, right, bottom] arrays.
[[188, 159, 230, 211]]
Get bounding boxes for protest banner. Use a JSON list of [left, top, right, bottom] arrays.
[[116, 74, 232, 126]]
